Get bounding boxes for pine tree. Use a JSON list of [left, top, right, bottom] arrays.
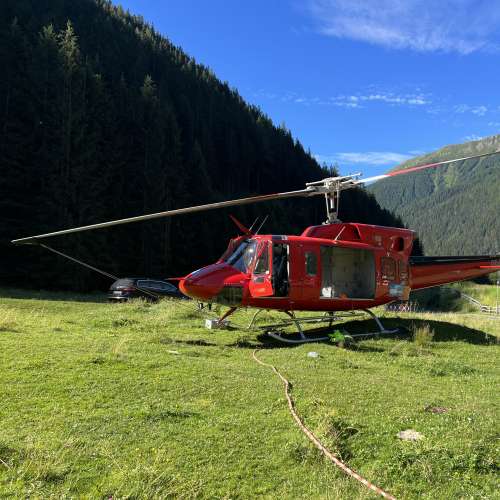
[[0, 0, 407, 290]]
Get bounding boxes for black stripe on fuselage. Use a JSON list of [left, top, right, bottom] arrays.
[[409, 255, 499, 266]]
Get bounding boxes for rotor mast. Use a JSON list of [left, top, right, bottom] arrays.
[[306, 174, 362, 223]]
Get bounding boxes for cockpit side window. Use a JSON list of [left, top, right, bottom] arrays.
[[254, 243, 270, 274], [225, 239, 257, 273]]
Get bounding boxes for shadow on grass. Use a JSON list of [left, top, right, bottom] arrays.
[[0, 287, 106, 303], [223, 316, 497, 349], [0, 443, 18, 464], [227, 332, 331, 349], [178, 339, 217, 347], [364, 317, 497, 345]]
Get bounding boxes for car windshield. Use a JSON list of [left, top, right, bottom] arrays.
[[111, 278, 134, 289], [224, 239, 257, 273]]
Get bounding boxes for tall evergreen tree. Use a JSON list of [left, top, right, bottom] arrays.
[[0, 0, 408, 290]]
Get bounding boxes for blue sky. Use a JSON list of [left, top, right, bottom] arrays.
[[116, 0, 500, 177]]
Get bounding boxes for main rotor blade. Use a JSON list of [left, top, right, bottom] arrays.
[[359, 150, 500, 184], [11, 188, 316, 245], [12, 149, 500, 245]]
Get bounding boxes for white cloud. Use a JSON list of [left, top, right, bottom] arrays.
[[454, 104, 488, 116], [332, 100, 361, 108], [307, 0, 500, 54], [315, 151, 413, 166], [255, 90, 431, 109], [254, 87, 497, 126], [454, 104, 469, 113], [332, 92, 431, 107], [472, 106, 488, 116], [407, 98, 427, 105]]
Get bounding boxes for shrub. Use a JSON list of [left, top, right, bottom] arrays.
[[412, 323, 434, 347]]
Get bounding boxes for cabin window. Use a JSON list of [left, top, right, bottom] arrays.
[[398, 260, 409, 284], [305, 251, 317, 276], [381, 257, 396, 280], [320, 246, 375, 299], [254, 244, 270, 274]]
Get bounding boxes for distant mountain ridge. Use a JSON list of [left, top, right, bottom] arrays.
[[394, 134, 500, 171], [369, 135, 500, 256]]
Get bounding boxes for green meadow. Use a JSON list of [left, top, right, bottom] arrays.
[[0, 290, 498, 499], [451, 281, 500, 308]]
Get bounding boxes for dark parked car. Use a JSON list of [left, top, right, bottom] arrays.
[[108, 278, 187, 302]]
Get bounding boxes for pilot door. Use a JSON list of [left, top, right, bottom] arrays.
[[249, 241, 289, 298]]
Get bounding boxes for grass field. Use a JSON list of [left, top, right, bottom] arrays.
[[410, 281, 500, 312], [451, 281, 500, 308], [0, 289, 498, 499]]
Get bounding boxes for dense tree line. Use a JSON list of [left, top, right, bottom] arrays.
[[0, 0, 405, 291], [370, 136, 500, 257]]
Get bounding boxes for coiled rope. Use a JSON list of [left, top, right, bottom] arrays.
[[252, 349, 396, 500]]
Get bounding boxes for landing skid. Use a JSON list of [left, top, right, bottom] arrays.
[[261, 309, 398, 345], [267, 331, 329, 344]]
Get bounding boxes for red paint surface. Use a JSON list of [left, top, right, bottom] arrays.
[[179, 222, 499, 312], [410, 261, 499, 290], [180, 263, 246, 301]]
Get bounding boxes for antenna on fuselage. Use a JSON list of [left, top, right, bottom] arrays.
[[248, 217, 260, 234], [255, 215, 269, 235]]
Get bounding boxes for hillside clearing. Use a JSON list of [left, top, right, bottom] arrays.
[[0, 290, 498, 499]]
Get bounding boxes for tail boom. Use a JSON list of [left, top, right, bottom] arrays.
[[409, 255, 500, 290]]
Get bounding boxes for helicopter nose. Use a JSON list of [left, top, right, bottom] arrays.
[[180, 276, 217, 301], [179, 263, 243, 301]]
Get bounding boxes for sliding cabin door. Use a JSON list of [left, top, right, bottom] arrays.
[[320, 246, 375, 299]]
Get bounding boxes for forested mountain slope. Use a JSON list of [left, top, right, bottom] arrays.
[[370, 135, 500, 256], [0, 0, 401, 290]]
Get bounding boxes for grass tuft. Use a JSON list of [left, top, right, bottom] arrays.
[[428, 360, 477, 377], [412, 322, 435, 347], [0, 308, 18, 332], [288, 443, 324, 465], [323, 417, 359, 460]]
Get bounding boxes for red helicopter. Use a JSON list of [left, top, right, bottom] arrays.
[[12, 151, 500, 343]]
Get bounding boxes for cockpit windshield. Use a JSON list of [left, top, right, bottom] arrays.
[[223, 239, 257, 273]]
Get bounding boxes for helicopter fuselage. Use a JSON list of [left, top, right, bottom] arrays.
[[179, 222, 499, 312]]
